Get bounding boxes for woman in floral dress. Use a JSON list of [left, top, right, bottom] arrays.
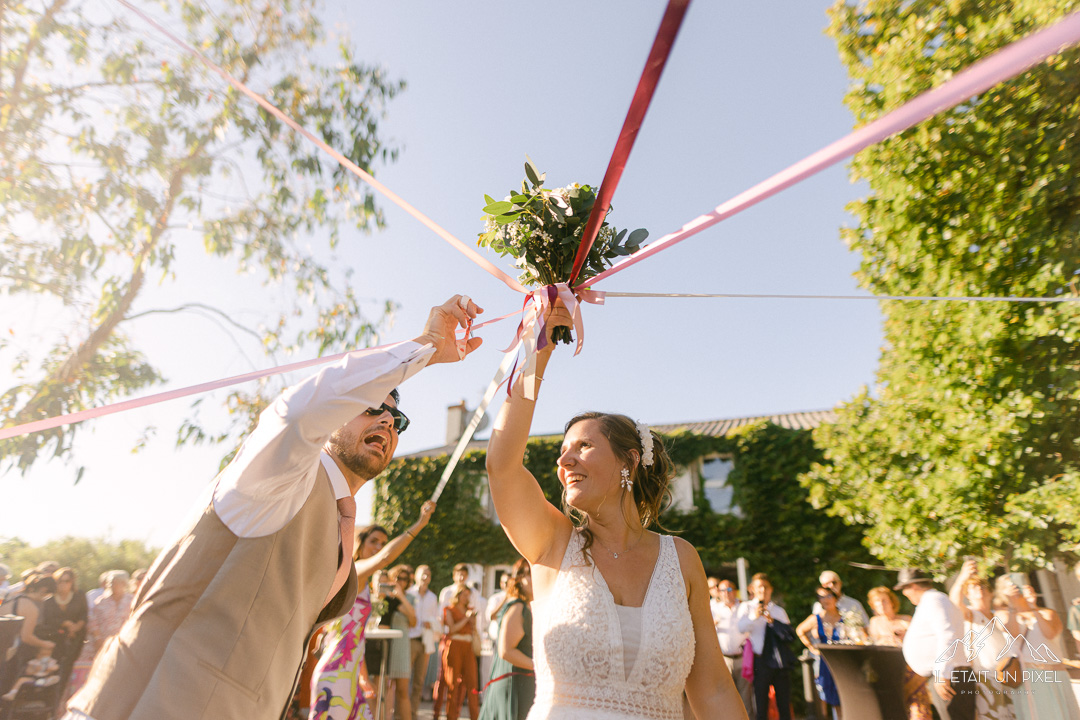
[[310, 502, 435, 720]]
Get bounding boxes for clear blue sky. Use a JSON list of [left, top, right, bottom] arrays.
[[2, 0, 885, 546]]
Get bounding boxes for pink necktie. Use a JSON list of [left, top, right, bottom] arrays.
[[324, 495, 356, 606]]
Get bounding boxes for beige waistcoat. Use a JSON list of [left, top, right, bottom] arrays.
[[70, 466, 357, 720]]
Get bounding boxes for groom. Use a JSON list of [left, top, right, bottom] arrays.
[[66, 295, 483, 720]]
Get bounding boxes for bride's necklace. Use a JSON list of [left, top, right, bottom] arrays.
[[595, 530, 644, 559]]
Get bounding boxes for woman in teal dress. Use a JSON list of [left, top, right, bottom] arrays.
[[310, 502, 435, 720], [479, 559, 535, 720]]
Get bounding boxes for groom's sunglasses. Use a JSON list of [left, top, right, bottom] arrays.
[[363, 402, 410, 434]]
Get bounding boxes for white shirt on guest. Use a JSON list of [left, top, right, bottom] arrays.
[[902, 588, 967, 679], [812, 594, 870, 627], [408, 587, 439, 641], [736, 601, 790, 654], [207, 341, 432, 538], [712, 599, 749, 656]]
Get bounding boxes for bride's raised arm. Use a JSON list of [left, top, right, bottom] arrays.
[[486, 308, 573, 565]]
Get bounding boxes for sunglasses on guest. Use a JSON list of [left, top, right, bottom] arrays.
[[363, 402, 410, 434]]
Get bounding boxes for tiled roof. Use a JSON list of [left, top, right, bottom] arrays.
[[401, 409, 836, 459]]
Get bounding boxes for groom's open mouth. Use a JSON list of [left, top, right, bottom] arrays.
[[363, 430, 390, 455]]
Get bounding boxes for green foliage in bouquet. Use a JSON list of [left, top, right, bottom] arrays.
[[478, 158, 647, 343]]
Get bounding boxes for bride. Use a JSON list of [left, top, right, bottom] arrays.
[[486, 306, 746, 720]]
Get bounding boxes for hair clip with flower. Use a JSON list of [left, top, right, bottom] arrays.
[[635, 420, 654, 467]]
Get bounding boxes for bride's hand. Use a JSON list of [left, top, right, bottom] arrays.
[[540, 303, 573, 350]]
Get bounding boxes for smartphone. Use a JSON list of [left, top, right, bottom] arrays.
[[1009, 572, 1029, 588], [378, 583, 395, 596]]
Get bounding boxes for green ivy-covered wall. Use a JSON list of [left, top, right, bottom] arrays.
[[373, 421, 887, 613]]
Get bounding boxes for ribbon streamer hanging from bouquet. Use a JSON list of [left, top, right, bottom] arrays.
[[598, 291, 1080, 303], [430, 343, 522, 503], [0, 314, 517, 441], [580, 8, 1080, 288], [566, 0, 691, 286], [504, 283, 598, 400]]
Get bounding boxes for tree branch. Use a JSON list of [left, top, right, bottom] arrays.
[[126, 302, 272, 371], [0, 0, 68, 146]]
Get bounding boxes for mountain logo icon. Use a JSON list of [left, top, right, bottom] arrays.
[[935, 616, 1060, 664]]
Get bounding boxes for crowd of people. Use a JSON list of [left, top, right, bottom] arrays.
[[291, 546, 535, 720], [0, 562, 145, 716], [709, 563, 1080, 720]]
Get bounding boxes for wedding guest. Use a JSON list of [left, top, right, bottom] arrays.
[[796, 586, 841, 717], [478, 558, 534, 720], [434, 563, 474, 720], [947, 560, 1016, 720], [65, 295, 482, 720], [1, 646, 60, 703], [83, 573, 109, 609], [813, 570, 869, 627], [487, 305, 745, 719], [40, 568, 88, 703], [442, 586, 479, 720], [408, 564, 439, 720], [712, 579, 754, 716], [470, 582, 489, 643], [0, 564, 11, 599], [866, 586, 931, 720], [87, 571, 132, 658], [383, 565, 417, 720], [896, 568, 974, 720], [0, 574, 57, 695], [1069, 565, 1080, 657], [737, 573, 796, 720], [999, 579, 1080, 719], [486, 574, 510, 641], [309, 508, 434, 720], [3, 568, 36, 602]]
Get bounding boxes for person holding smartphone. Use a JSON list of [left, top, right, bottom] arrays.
[[737, 573, 797, 720]]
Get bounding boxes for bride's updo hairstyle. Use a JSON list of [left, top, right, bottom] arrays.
[[562, 412, 674, 561]]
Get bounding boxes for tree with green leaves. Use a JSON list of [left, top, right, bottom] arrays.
[[0, 535, 160, 590], [0, 0, 404, 475], [803, 0, 1080, 572]]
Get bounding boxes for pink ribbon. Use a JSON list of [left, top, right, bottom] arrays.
[[0, 313, 520, 441], [13, 5, 1080, 441], [116, 0, 525, 295], [502, 283, 600, 399], [582, 9, 1080, 287]]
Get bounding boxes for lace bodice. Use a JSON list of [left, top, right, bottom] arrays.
[[528, 531, 695, 720]]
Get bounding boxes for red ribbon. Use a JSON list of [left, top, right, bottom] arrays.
[[566, 0, 691, 287]]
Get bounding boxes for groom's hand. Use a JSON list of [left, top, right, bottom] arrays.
[[415, 295, 484, 365]]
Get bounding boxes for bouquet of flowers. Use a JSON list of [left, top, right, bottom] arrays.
[[840, 609, 868, 644], [478, 158, 648, 344]]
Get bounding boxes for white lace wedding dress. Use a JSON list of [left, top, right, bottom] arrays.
[[527, 530, 696, 720]]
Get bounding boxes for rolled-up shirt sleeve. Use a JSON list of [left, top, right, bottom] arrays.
[[212, 341, 434, 537]]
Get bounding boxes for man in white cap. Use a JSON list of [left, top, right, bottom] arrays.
[[812, 570, 869, 627], [896, 568, 974, 720]]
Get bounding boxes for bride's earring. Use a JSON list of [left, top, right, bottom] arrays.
[[620, 467, 633, 491]]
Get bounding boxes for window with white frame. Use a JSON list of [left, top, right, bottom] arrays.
[[701, 455, 739, 515]]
